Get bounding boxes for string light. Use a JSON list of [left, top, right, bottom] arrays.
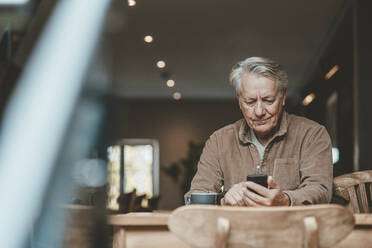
[[144, 35, 153, 43], [128, 0, 136, 7], [156, 60, 166, 68], [173, 92, 181, 100], [166, 80, 175, 87], [325, 65, 339, 80], [302, 93, 315, 106]]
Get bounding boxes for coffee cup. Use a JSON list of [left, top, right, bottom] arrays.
[[185, 192, 218, 205]]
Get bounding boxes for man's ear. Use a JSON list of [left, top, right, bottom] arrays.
[[236, 93, 242, 110], [281, 89, 287, 106]]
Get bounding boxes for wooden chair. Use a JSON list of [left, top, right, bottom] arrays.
[[168, 204, 354, 248], [117, 190, 137, 213], [333, 170, 372, 213]]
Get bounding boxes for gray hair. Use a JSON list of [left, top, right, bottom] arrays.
[[229, 57, 288, 95]]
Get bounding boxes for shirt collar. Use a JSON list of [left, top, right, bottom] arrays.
[[238, 111, 288, 144]]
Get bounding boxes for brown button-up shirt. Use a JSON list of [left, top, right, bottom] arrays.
[[188, 112, 333, 205]]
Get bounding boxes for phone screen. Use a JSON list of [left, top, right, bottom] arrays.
[[246, 174, 268, 188]]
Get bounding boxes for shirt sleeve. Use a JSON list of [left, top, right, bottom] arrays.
[[184, 133, 224, 198], [283, 126, 333, 205]]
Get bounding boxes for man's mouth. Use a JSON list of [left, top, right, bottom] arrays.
[[253, 117, 271, 125]]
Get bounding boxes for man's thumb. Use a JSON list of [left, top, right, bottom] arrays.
[[268, 176, 279, 189]]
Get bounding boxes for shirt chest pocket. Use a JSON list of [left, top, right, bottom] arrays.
[[272, 158, 300, 190]]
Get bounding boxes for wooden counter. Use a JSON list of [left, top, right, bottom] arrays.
[[107, 211, 187, 248], [107, 212, 170, 227]]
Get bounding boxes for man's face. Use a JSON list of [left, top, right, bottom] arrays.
[[238, 73, 286, 140]]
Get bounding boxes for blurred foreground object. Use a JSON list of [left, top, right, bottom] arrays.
[[169, 204, 354, 248], [0, 0, 29, 5], [0, 0, 111, 247]]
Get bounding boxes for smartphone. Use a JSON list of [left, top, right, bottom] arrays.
[[246, 174, 268, 188]]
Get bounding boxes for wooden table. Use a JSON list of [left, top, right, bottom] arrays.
[[107, 212, 372, 248]]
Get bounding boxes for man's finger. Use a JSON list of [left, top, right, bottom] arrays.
[[224, 194, 236, 206], [231, 190, 245, 206], [243, 188, 268, 205], [243, 194, 259, 206], [244, 181, 269, 197], [227, 190, 242, 206]]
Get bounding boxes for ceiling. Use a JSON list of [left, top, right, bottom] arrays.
[[105, 0, 344, 101], [2, 0, 345, 102]]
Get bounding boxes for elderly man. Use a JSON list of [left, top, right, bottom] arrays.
[[187, 57, 333, 206]]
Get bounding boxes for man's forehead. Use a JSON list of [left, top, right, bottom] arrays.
[[240, 74, 279, 96], [242, 72, 277, 83]]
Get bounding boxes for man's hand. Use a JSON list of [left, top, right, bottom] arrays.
[[221, 182, 251, 206], [244, 176, 290, 206], [221, 176, 290, 207]]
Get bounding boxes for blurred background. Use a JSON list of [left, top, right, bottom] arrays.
[[0, 0, 371, 247]]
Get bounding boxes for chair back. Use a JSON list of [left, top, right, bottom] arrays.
[[334, 170, 372, 213], [168, 204, 354, 248]]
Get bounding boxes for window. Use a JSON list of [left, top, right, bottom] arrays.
[[107, 139, 159, 210]]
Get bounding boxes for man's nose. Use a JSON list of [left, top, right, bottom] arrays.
[[254, 101, 265, 116]]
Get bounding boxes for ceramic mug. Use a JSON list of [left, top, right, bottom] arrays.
[[185, 192, 218, 205]]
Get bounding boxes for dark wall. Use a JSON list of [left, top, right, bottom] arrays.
[[101, 98, 242, 209], [301, 0, 372, 175], [357, 0, 372, 171], [300, 5, 354, 176]]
